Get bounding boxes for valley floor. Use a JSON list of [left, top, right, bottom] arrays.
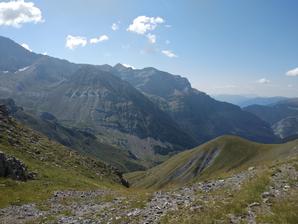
[[1, 158, 297, 224]]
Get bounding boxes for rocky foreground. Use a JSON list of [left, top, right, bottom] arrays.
[[0, 159, 297, 224]]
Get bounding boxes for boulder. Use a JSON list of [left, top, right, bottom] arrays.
[[0, 151, 35, 181]]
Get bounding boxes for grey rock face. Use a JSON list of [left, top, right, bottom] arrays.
[[0, 151, 35, 181]]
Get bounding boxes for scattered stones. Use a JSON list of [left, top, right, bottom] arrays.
[[0, 162, 297, 224], [261, 191, 274, 198], [248, 202, 260, 208], [248, 166, 255, 171]]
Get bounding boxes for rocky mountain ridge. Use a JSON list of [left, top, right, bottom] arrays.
[[244, 98, 298, 139]]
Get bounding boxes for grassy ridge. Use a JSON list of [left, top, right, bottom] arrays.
[[125, 135, 298, 189], [0, 117, 125, 208]]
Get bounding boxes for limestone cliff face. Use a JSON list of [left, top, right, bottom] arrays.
[[31, 66, 196, 149], [110, 64, 278, 144]]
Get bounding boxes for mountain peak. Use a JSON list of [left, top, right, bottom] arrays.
[[0, 36, 40, 72], [114, 63, 135, 70]]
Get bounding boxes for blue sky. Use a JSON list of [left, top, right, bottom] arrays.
[[1, 0, 298, 97]]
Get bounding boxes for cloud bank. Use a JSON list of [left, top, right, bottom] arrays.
[[127, 16, 164, 35], [162, 50, 178, 58], [65, 35, 87, 50], [0, 0, 43, 27], [286, 67, 298, 77], [90, 35, 109, 44], [127, 16, 164, 44], [257, 78, 270, 84]]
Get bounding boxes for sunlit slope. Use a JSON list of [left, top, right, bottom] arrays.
[[0, 106, 127, 208], [126, 135, 298, 189]]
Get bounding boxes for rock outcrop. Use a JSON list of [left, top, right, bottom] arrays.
[[0, 151, 35, 181], [0, 104, 35, 181]]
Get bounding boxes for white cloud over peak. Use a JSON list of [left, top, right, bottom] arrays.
[[111, 22, 119, 31], [257, 78, 270, 84], [127, 16, 164, 35], [0, 0, 43, 27], [89, 35, 109, 44], [286, 67, 298, 77], [161, 50, 178, 58], [147, 33, 156, 44], [21, 43, 32, 52], [65, 35, 87, 50]]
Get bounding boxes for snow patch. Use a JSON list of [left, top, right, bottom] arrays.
[[16, 66, 30, 73], [121, 63, 135, 69]]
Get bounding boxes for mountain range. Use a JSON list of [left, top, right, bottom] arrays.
[[213, 94, 289, 107], [0, 36, 278, 167], [244, 98, 298, 139]]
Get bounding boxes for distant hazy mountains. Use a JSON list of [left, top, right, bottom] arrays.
[[213, 94, 288, 107], [244, 98, 298, 139], [0, 36, 278, 165]]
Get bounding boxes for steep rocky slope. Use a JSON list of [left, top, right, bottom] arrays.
[[29, 65, 196, 150], [107, 64, 278, 144]]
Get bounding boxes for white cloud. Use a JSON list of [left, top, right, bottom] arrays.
[[286, 67, 298, 77], [65, 35, 87, 50], [0, 0, 43, 27], [257, 78, 270, 84], [111, 22, 119, 31], [42, 52, 47, 55], [122, 63, 135, 69], [127, 16, 164, 35], [165, 40, 170, 44], [161, 50, 178, 58], [147, 33, 156, 44], [21, 43, 32, 52], [89, 35, 109, 44]]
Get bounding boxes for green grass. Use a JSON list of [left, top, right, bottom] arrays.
[[0, 120, 124, 208], [126, 135, 298, 189], [257, 190, 298, 223], [161, 171, 271, 224]]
